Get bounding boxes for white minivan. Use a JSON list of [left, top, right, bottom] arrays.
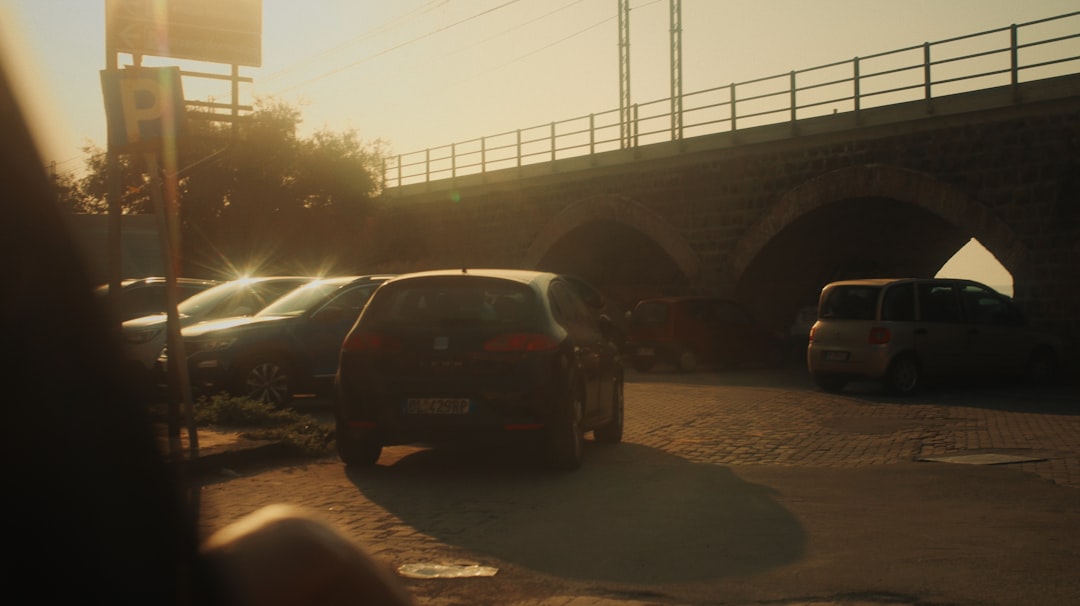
[[807, 278, 1062, 395]]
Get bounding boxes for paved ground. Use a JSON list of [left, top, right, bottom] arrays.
[[191, 367, 1080, 606]]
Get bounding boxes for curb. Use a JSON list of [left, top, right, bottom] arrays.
[[166, 439, 291, 476]]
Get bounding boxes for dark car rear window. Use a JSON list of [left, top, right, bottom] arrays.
[[363, 278, 538, 326], [821, 285, 880, 320]]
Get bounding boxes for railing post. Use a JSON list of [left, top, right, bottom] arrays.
[[632, 104, 639, 148], [853, 57, 861, 116], [1010, 23, 1020, 102], [516, 130, 522, 168], [550, 122, 556, 162], [481, 137, 486, 174], [923, 42, 932, 102], [730, 82, 737, 132], [589, 114, 595, 155], [451, 143, 456, 178], [425, 149, 430, 183], [396, 154, 402, 188], [790, 71, 797, 122]]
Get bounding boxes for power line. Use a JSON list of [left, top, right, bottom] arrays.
[[439, 0, 589, 61], [259, 0, 449, 87], [269, 0, 526, 97]]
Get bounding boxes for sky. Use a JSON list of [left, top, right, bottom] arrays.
[[3, 0, 1077, 292]]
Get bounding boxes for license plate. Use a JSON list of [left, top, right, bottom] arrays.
[[636, 347, 654, 356], [824, 351, 849, 362], [405, 398, 470, 415]]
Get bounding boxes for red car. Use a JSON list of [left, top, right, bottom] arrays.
[[628, 296, 783, 372]]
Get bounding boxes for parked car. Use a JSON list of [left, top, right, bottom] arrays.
[[96, 276, 220, 322], [123, 276, 315, 377], [807, 277, 1063, 395], [334, 269, 625, 470], [627, 296, 784, 372], [785, 304, 820, 358], [562, 274, 630, 355], [161, 275, 394, 406]]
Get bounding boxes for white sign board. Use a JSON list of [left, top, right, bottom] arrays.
[[106, 0, 262, 67]]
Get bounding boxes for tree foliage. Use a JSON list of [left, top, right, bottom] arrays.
[[58, 98, 386, 278]]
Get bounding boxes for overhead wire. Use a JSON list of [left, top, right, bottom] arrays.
[[259, 0, 449, 87], [269, 0, 526, 97]]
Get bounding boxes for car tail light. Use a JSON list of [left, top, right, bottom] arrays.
[[483, 333, 560, 352], [868, 326, 892, 344], [341, 332, 401, 352]]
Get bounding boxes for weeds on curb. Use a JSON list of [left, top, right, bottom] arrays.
[[192, 394, 336, 458]]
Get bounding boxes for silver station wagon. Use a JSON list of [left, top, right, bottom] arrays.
[[807, 278, 1062, 395]]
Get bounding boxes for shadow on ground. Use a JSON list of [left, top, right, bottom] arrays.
[[344, 441, 805, 584]]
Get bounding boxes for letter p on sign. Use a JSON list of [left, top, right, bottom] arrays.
[[101, 67, 185, 152]]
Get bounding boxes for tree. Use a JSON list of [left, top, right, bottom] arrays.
[[60, 98, 387, 278]]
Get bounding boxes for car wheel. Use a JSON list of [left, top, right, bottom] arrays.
[[240, 356, 293, 407], [674, 349, 698, 372], [593, 376, 624, 444], [886, 355, 920, 396], [336, 422, 383, 467], [548, 387, 585, 471], [632, 356, 654, 373], [812, 373, 847, 393], [1025, 348, 1058, 386]]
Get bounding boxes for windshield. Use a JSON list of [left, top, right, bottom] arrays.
[[363, 278, 537, 326], [256, 278, 353, 317], [176, 280, 256, 316], [177, 278, 304, 318]]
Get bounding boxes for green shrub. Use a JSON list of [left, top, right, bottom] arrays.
[[193, 394, 336, 458], [193, 393, 302, 427]]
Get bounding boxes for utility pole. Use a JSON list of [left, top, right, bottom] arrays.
[[618, 0, 631, 148], [670, 0, 683, 141]]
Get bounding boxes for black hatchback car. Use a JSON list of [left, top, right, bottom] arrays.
[[163, 275, 394, 406], [334, 269, 625, 470]]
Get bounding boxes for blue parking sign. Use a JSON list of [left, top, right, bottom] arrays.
[[101, 66, 185, 153]]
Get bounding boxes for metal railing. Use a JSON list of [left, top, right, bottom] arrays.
[[383, 12, 1079, 188]]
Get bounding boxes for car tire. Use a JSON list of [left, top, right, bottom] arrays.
[[240, 355, 293, 407], [813, 373, 847, 393], [593, 376, 624, 444], [336, 424, 383, 467], [548, 387, 585, 471], [1025, 347, 1058, 386], [674, 349, 698, 373], [632, 356, 654, 373], [886, 355, 920, 396]]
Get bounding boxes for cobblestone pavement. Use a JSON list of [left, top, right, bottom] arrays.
[[196, 367, 1080, 606], [624, 368, 1080, 488]]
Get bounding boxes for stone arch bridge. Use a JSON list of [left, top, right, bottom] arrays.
[[364, 76, 1080, 364]]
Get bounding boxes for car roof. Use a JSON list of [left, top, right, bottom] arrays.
[[96, 276, 221, 292], [635, 295, 740, 305], [303, 274, 397, 286], [823, 277, 993, 289], [823, 278, 914, 288], [384, 268, 556, 286]]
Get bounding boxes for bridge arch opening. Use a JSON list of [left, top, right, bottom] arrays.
[[935, 238, 1014, 297], [524, 194, 700, 309], [533, 221, 687, 311], [733, 165, 1025, 330]]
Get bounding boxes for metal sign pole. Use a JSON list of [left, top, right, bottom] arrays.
[[145, 152, 198, 459]]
